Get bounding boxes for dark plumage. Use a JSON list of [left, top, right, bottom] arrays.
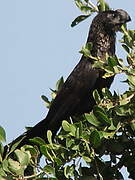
[[5, 9, 131, 150]]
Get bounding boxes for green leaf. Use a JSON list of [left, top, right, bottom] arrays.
[[113, 66, 121, 74], [30, 137, 45, 145], [41, 95, 49, 103], [2, 159, 11, 173], [108, 57, 118, 67], [56, 76, 64, 91], [75, 127, 80, 139], [40, 145, 54, 162], [8, 158, 23, 175], [41, 95, 50, 108], [47, 130, 53, 145], [80, 42, 93, 57], [66, 138, 74, 148], [54, 157, 63, 166], [83, 156, 92, 163], [0, 126, 6, 142], [6, 136, 26, 157], [97, 111, 111, 125], [119, 97, 130, 106], [100, 131, 115, 139], [78, 121, 83, 137], [0, 143, 4, 158], [102, 88, 112, 99], [85, 113, 101, 127], [62, 121, 76, 136], [71, 144, 79, 150], [128, 75, 135, 86], [64, 165, 74, 178], [71, 15, 90, 27], [93, 106, 111, 125], [75, 0, 84, 9], [22, 145, 38, 156], [44, 165, 55, 176], [122, 44, 130, 53], [104, 65, 114, 73], [51, 90, 57, 99], [115, 106, 127, 116], [62, 120, 70, 132], [108, 120, 116, 131], [80, 6, 93, 14], [69, 124, 76, 136], [90, 130, 101, 147], [128, 69, 135, 75], [98, 0, 110, 11], [75, 0, 93, 14], [0, 155, 2, 163], [0, 166, 7, 177], [130, 122, 135, 131], [15, 149, 30, 166], [93, 89, 101, 104]]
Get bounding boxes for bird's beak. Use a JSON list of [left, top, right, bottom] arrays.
[[116, 9, 131, 24], [125, 14, 131, 23]]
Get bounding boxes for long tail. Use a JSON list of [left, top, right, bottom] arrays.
[[4, 114, 62, 151], [3, 100, 72, 156]]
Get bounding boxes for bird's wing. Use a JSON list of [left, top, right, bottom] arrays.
[[45, 58, 99, 123]]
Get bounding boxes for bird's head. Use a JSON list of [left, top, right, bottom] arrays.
[[93, 9, 131, 32]]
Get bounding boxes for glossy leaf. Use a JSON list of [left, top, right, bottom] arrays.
[[15, 149, 30, 166], [8, 158, 23, 175], [93, 106, 111, 125], [44, 165, 55, 176], [128, 75, 135, 86], [56, 76, 64, 91], [0, 166, 7, 177], [122, 44, 130, 53], [30, 137, 45, 145], [85, 113, 101, 127], [0, 143, 4, 158], [83, 155, 92, 163], [98, 0, 110, 11], [47, 130, 53, 145], [93, 89, 101, 104], [41, 95, 51, 108], [6, 136, 25, 157], [80, 42, 93, 57], [62, 120, 71, 132], [40, 145, 54, 162], [71, 15, 90, 27], [0, 126, 6, 142], [90, 130, 101, 147], [64, 165, 74, 178], [108, 120, 116, 131], [108, 56, 118, 67]]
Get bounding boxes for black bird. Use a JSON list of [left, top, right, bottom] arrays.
[[6, 9, 131, 149]]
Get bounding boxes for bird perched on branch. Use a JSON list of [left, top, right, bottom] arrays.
[[5, 9, 131, 150]]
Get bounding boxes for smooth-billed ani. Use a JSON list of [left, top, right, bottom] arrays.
[[6, 9, 131, 149]]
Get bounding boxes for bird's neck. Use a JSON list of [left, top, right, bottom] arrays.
[[87, 24, 116, 59]]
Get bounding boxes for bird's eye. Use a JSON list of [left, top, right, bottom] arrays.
[[112, 13, 116, 18], [107, 13, 117, 19]]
